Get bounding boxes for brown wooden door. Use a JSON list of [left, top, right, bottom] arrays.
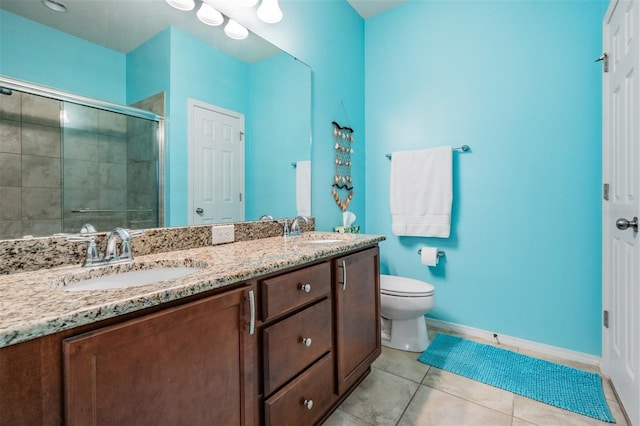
[[334, 247, 381, 394], [63, 285, 256, 426]]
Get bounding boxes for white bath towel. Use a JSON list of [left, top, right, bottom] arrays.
[[296, 160, 311, 216], [390, 146, 452, 238]]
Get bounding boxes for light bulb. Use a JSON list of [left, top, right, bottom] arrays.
[[257, 0, 282, 24], [235, 0, 259, 7], [197, 3, 223, 26], [224, 19, 249, 40], [166, 0, 195, 11]]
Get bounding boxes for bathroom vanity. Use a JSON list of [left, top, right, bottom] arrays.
[[0, 232, 383, 425]]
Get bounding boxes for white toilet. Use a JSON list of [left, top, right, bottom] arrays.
[[380, 274, 435, 352]]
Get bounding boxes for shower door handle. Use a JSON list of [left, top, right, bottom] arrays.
[[195, 208, 204, 215]]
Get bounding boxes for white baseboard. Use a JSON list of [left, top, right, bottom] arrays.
[[426, 318, 601, 368]]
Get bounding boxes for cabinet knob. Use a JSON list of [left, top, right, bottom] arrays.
[[303, 399, 314, 410], [301, 337, 312, 347], [299, 283, 312, 293]]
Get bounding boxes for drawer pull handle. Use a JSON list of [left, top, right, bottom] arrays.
[[303, 399, 314, 410], [341, 260, 347, 290], [301, 337, 312, 347], [299, 283, 312, 293]]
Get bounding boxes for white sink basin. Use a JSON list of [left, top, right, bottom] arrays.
[[61, 267, 201, 291], [299, 239, 343, 245]]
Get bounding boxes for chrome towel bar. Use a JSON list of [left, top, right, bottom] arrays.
[[386, 145, 469, 159]]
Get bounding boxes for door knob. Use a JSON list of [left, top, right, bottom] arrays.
[[195, 208, 204, 214], [616, 217, 638, 232]]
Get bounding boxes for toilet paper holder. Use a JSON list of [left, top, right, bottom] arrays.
[[417, 249, 445, 258]]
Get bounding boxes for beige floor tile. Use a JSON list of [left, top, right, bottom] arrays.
[[338, 368, 419, 426], [512, 417, 537, 426], [600, 377, 617, 402], [372, 346, 431, 383], [513, 395, 621, 426], [422, 367, 514, 415], [327, 331, 631, 426], [518, 348, 600, 373], [398, 385, 512, 426], [323, 409, 375, 426]]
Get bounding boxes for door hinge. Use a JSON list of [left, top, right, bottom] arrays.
[[603, 310, 609, 328], [603, 183, 609, 201], [239, 131, 244, 141], [239, 193, 242, 202], [595, 53, 609, 73]]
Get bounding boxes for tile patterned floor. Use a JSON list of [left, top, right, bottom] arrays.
[[324, 329, 629, 426]]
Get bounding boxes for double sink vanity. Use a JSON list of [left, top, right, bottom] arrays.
[[0, 225, 385, 425]]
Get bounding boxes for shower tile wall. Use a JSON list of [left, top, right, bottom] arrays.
[[0, 92, 62, 239], [0, 89, 162, 240], [62, 104, 129, 232], [128, 92, 164, 230]]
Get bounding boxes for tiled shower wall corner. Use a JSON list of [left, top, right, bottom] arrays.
[[0, 92, 62, 239], [127, 92, 165, 230]]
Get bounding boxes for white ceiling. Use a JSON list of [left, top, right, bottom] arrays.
[[0, 0, 406, 62], [0, 0, 281, 62]]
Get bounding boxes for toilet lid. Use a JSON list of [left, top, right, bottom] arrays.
[[380, 275, 434, 297]]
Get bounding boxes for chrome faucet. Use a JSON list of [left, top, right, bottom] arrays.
[[67, 227, 144, 267], [259, 214, 274, 220], [104, 227, 132, 261], [289, 216, 309, 237], [79, 223, 97, 234]]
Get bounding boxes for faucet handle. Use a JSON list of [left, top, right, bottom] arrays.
[[67, 235, 100, 267], [128, 229, 145, 238]]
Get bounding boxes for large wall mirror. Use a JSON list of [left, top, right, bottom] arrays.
[[0, 0, 311, 240]]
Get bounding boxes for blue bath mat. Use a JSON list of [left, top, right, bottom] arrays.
[[418, 334, 615, 423]]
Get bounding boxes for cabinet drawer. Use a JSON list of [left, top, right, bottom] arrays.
[[263, 299, 332, 395], [264, 353, 335, 426], [261, 262, 331, 321]]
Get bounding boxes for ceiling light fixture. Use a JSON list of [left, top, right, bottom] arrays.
[[236, 0, 259, 7], [224, 19, 249, 40], [166, 0, 274, 40], [197, 3, 224, 26], [257, 0, 282, 24], [41, 0, 68, 13], [166, 0, 195, 11]]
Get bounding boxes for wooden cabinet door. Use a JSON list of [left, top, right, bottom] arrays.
[[63, 285, 256, 426], [334, 247, 381, 394]]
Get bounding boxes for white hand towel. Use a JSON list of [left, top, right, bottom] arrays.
[[296, 160, 311, 216], [390, 146, 452, 238]]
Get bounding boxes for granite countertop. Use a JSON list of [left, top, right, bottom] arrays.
[[0, 232, 385, 349]]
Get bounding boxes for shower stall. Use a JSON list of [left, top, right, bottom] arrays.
[[0, 78, 164, 240]]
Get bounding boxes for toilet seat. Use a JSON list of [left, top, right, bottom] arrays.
[[380, 275, 434, 297]]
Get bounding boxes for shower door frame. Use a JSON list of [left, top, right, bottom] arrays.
[[0, 75, 165, 232]]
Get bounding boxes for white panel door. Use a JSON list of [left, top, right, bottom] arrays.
[[603, 1, 640, 424], [189, 101, 245, 225]]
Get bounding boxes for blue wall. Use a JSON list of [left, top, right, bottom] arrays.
[[364, 0, 603, 354], [0, 10, 126, 103], [246, 53, 311, 220], [2, 0, 608, 355], [224, 0, 366, 232], [166, 28, 250, 226], [126, 28, 171, 107]]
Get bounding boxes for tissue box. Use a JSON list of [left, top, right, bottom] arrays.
[[333, 225, 360, 234]]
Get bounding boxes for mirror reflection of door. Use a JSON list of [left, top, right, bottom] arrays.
[[189, 100, 245, 225]]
